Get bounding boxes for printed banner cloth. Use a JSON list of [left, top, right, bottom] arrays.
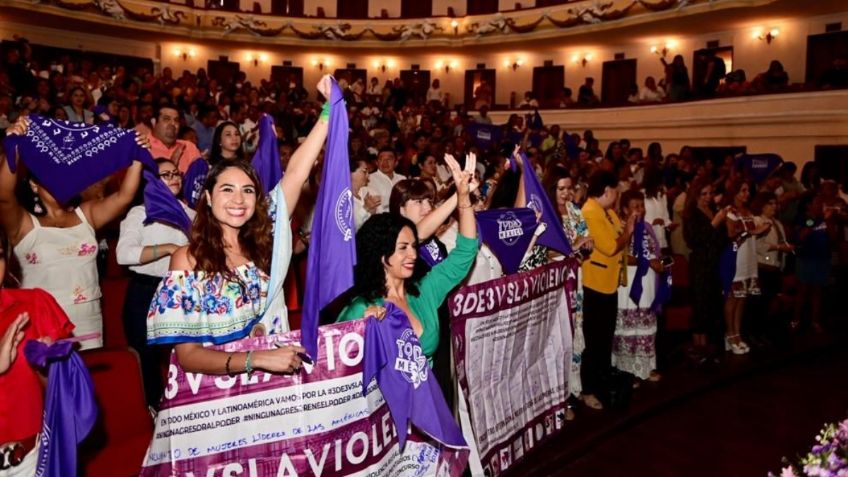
[[141, 320, 467, 477], [449, 260, 576, 476]]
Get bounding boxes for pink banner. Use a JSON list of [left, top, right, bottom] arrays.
[[141, 320, 467, 476]]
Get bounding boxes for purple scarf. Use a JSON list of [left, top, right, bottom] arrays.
[[476, 208, 538, 274], [628, 219, 651, 306], [4, 115, 191, 233], [301, 80, 356, 359], [251, 113, 283, 193], [24, 340, 97, 477], [419, 237, 446, 269], [519, 152, 573, 255], [363, 303, 467, 451]]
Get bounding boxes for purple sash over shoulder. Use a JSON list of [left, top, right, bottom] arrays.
[[4, 116, 191, 233], [363, 302, 467, 452], [24, 340, 97, 477], [475, 208, 538, 274], [301, 80, 356, 360], [519, 151, 573, 255], [628, 220, 673, 312]]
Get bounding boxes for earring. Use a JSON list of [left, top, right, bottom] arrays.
[[33, 194, 43, 214]]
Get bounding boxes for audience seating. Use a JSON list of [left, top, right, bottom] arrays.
[[80, 348, 153, 477], [100, 277, 129, 349]]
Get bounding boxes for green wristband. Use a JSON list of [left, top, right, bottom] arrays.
[[319, 102, 330, 121], [245, 350, 254, 377]]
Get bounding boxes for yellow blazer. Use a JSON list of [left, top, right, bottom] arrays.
[[581, 198, 625, 294]]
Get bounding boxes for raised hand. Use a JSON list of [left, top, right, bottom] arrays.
[[317, 74, 333, 101], [0, 313, 28, 375]]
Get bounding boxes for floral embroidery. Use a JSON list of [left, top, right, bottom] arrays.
[[25, 252, 39, 264], [78, 243, 98, 256], [147, 263, 270, 343], [73, 286, 88, 304]]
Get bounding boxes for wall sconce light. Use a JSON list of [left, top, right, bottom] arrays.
[[753, 28, 779, 44], [311, 58, 329, 71], [173, 48, 196, 61], [503, 58, 524, 71], [247, 53, 268, 67], [436, 60, 459, 73], [450, 19, 459, 35], [373, 59, 395, 73], [571, 54, 592, 68], [650, 41, 675, 58]]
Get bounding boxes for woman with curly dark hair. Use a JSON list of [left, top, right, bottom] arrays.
[[336, 154, 478, 362], [146, 75, 335, 376]]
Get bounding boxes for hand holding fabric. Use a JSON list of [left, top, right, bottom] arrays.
[[0, 312, 28, 375]]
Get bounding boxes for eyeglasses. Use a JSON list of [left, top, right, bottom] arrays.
[[159, 171, 182, 180]]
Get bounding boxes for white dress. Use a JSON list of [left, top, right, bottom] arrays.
[[14, 209, 102, 349]]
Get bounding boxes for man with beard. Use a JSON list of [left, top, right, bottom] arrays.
[[147, 104, 202, 173]]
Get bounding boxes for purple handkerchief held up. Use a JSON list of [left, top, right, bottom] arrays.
[[24, 340, 97, 477], [475, 208, 539, 274], [363, 303, 468, 453], [518, 151, 573, 256], [301, 79, 356, 360], [3, 115, 191, 233], [251, 113, 283, 193]]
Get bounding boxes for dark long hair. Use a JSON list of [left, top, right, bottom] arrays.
[[352, 213, 423, 301], [189, 162, 272, 278], [543, 166, 571, 215], [208, 121, 244, 167]]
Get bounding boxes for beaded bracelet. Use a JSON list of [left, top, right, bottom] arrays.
[[225, 353, 234, 377], [245, 350, 254, 377]]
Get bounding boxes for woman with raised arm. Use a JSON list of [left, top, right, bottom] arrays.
[[0, 120, 145, 349], [146, 75, 334, 376], [337, 154, 478, 362]]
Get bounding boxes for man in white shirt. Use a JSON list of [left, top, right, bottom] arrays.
[[365, 148, 406, 214], [639, 76, 666, 103]]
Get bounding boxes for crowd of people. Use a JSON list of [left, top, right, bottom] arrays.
[[1, 37, 847, 475]]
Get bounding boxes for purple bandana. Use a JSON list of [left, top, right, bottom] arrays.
[[419, 237, 446, 269], [4, 115, 191, 233], [519, 151, 573, 255], [476, 208, 538, 274], [24, 340, 97, 477], [465, 123, 502, 150], [301, 80, 356, 360], [363, 302, 467, 451], [251, 113, 283, 193], [181, 158, 208, 209]]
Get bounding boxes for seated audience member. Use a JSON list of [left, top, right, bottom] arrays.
[[578, 77, 600, 106], [753, 60, 790, 92], [560, 87, 575, 108], [639, 76, 666, 103], [147, 104, 202, 174]]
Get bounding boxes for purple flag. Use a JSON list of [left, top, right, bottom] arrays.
[[475, 208, 538, 274], [519, 151, 573, 255], [4, 115, 191, 233], [301, 80, 356, 359], [363, 302, 468, 452], [251, 113, 283, 193], [24, 340, 97, 477], [419, 237, 446, 269]]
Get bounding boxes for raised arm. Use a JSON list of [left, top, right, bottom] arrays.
[[512, 146, 527, 208], [1, 118, 32, 243], [280, 75, 332, 216], [415, 153, 479, 240], [448, 153, 477, 240], [80, 160, 143, 230]]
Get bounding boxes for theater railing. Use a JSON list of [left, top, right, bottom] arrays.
[[2, 0, 771, 47], [488, 89, 848, 163]]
